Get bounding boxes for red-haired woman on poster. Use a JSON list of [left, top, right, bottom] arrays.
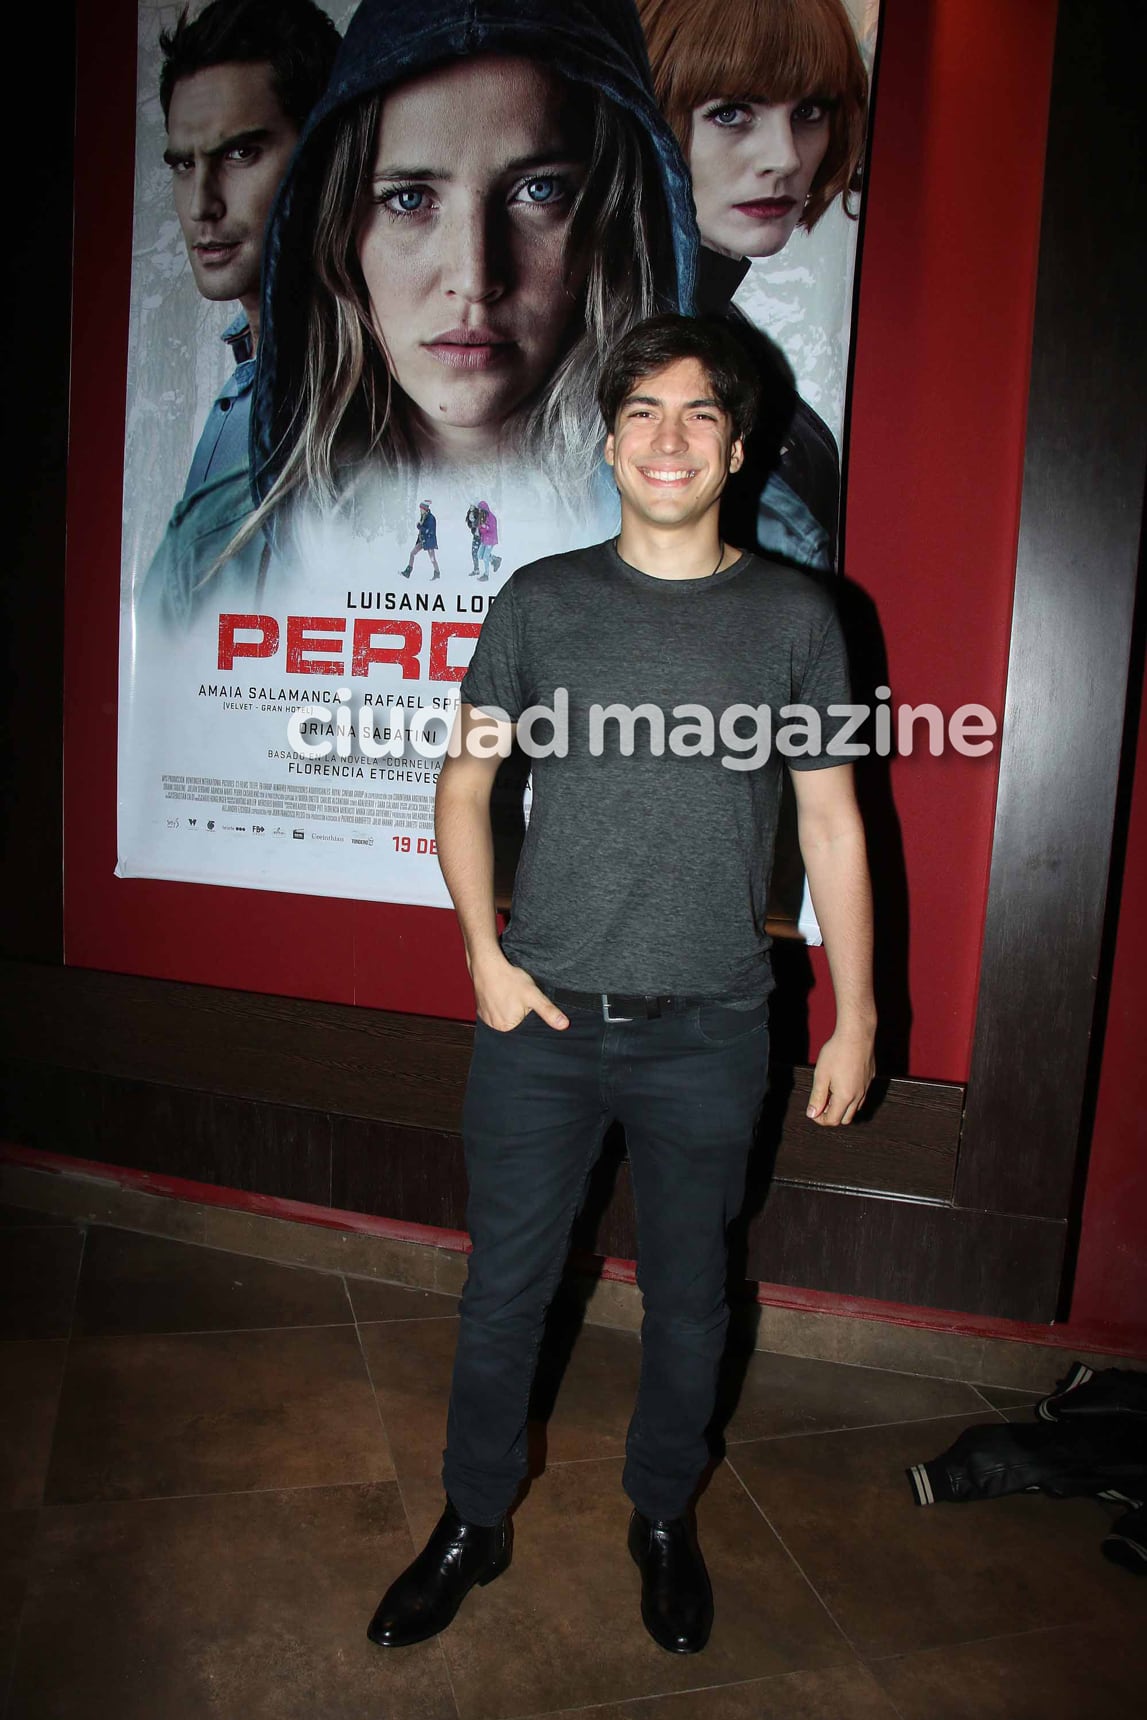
[[637, 0, 869, 570]]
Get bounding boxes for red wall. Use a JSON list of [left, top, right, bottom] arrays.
[[64, 0, 1058, 1081]]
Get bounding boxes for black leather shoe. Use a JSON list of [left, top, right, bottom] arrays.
[[627, 1508, 713, 1654], [367, 1501, 511, 1648]]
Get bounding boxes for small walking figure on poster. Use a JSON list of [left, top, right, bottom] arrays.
[[474, 500, 502, 582], [399, 500, 441, 579], [465, 500, 483, 577]]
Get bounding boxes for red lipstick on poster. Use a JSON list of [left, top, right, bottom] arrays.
[[733, 197, 796, 220]]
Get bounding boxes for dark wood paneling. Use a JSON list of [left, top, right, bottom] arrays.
[[97, 1078, 332, 1206], [0, 6, 72, 962], [766, 1069, 960, 1201], [0, 1062, 103, 1164], [331, 1115, 469, 1230], [0, 960, 473, 1130], [0, 1055, 1057, 1321], [0, 961, 960, 1203], [0, 1061, 331, 1209], [744, 1185, 1066, 1324], [958, 0, 1147, 1221]]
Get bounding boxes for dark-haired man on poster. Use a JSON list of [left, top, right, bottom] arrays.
[[160, 0, 340, 496], [143, 0, 340, 623], [370, 315, 875, 1655]]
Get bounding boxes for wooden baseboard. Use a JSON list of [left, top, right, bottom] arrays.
[[0, 959, 960, 1202]]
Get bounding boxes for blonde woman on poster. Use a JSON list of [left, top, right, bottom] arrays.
[[637, 0, 869, 571], [237, 0, 695, 602], [119, 0, 698, 905]]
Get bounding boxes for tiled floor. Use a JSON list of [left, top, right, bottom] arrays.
[[1, 1206, 1144, 1719]]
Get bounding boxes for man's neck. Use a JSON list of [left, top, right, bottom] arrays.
[[615, 514, 729, 582], [239, 291, 260, 350]]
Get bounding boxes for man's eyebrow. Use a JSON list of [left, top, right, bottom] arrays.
[[622, 394, 724, 409], [163, 127, 273, 166], [370, 148, 578, 181]]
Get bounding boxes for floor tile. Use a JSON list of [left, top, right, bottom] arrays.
[[45, 1326, 393, 1504], [201, 1205, 446, 1290], [347, 1276, 459, 1323], [0, 1343, 66, 1510], [72, 1227, 353, 1337], [0, 1205, 74, 1228], [871, 1622, 1147, 1720], [359, 1315, 458, 1478], [728, 1414, 1142, 1660], [0, 1174, 210, 1247], [6, 1483, 456, 1720], [0, 1511, 38, 1695], [400, 1460, 850, 1720], [538, 1663, 900, 1719], [973, 1384, 1043, 1410], [0, 1227, 84, 1340], [718, 1350, 987, 1446]]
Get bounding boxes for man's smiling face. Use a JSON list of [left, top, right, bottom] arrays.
[[604, 356, 743, 529]]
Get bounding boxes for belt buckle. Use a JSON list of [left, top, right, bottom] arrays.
[[601, 992, 634, 1023]]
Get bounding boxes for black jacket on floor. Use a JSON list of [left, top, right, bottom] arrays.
[[908, 1418, 1147, 1508]]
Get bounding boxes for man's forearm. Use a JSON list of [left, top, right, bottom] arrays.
[[434, 763, 501, 972], [798, 810, 876, 1035]]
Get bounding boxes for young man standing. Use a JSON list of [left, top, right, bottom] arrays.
[[370, 316, 875, 1655]]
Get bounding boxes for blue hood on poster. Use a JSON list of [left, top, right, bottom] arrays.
[[251, 0, 698, 502]]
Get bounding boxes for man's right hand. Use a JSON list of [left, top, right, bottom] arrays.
[[472, 953, 569, 1033]]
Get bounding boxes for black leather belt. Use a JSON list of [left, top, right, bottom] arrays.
[[545, 986, 707, 1022]]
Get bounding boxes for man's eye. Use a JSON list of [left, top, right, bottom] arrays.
[[226, 145, 260, 163]]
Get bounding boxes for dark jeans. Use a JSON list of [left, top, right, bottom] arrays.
[[442, 996, 770, 1525]]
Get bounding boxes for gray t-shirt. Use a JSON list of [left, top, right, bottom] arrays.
[[459, 540, 850, 999]]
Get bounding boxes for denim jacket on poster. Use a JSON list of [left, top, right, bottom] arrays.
[[251, 0, 699, 508], [138, 315, 260, 629]]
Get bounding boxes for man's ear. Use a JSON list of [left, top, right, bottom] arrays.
[[603, 431, 615, 468], [729, 437, 744, 473]]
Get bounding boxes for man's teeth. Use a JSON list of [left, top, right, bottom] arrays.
[[643, 469, 695, 481]]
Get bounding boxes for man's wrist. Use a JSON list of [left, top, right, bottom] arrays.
[[833, 1008, 877, 1042], [468, 940, 509, 979]]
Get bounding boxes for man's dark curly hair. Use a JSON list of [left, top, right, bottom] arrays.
[[597, 314, 760, 442], [159, 0, 341, 129]]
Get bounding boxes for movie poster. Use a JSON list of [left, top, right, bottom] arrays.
[[117, 0, 880, 914]]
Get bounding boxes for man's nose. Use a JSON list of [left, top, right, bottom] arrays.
[[189, 161, 225, 224], [752, 107, 801, 179], [440, 200, 508, 305], [651, 413, 689, 453]]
